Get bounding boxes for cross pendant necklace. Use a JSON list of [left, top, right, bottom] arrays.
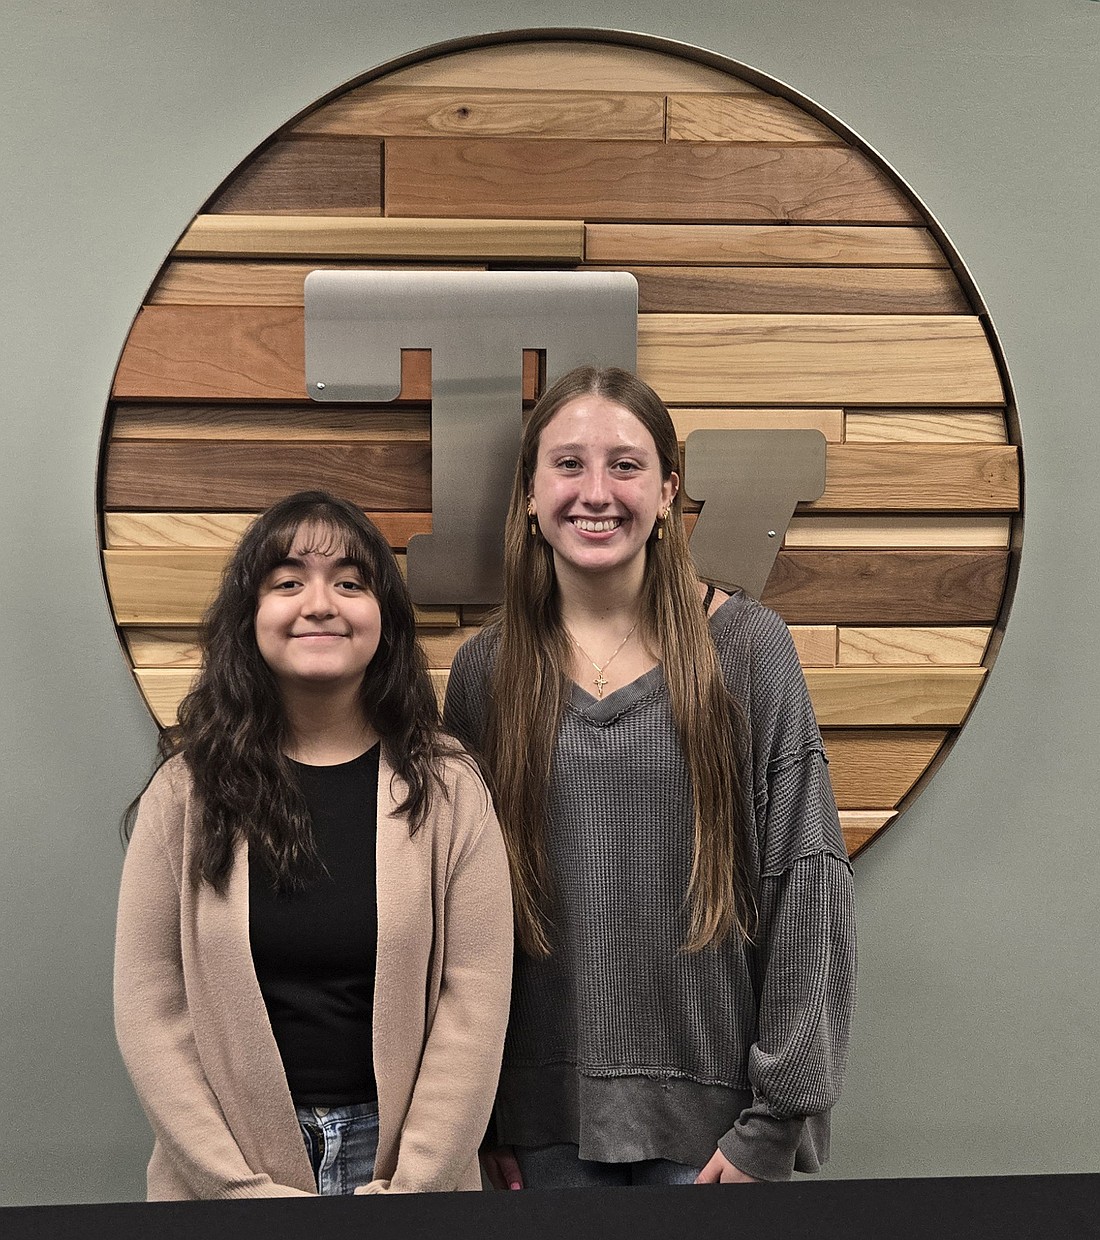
[[567, 622, 638, 698]]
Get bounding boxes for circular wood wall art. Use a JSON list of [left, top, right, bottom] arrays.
[[99, 30, 1022, 859]]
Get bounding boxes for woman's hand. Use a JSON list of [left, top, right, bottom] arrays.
[[694, 1149, 760, 1184], [482, 1145, 524, 1190]]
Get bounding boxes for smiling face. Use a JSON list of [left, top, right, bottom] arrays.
[[528, 394, 679, 583], [254, 525, 382, 698]]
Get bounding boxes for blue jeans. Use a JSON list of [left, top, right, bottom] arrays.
[[295, 1101, 379, 1195], [515, 1142, 701, 1188]]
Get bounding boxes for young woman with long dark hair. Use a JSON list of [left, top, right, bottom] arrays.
[[444, 368, 856, 1188], [115, 491, 513, 1199]]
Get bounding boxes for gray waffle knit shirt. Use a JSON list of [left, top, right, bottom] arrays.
[[443, 591, 856, 1182]]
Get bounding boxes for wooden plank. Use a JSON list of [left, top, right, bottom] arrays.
[[111, 404, 431, 441], [666, 94, 840, 144], [760, 550, 1008, 625], [150, 261, 490, 306], [782, 516, 1011, 548], [639, 314, 1004, 406], [837, 627, 991, 666], [206, 138, 383, 215], [845, 409, 1007, 442], [103, 439, 1016, 515], [417, 663, 978, 727], [103, 441, 432, 511], [105, 511, 432, 550], [123, 623, 481, 669], [293, 87, 666, 140], [839, 810, 895, 856], [134, 668, 198, 728], [114, 306, 1003, 407], [106, 549, 458, 627], [588, 265, 967, 315], [586, 224, 947, 267], [807, 444, 1020, 512], [824, 728, 948, 808], [384, 139, 921, 223], [790, 626, 837, 666], [673, 407, 845, 443], [112, 307, 541, 401], [378, 42, 758, 93], [174, 215, 585, 261], [804, 667, 985, 726], [124, 628, 203, 668], [114, 305, 307, 400]]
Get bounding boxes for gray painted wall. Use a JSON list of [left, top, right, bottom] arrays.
[[1, 0, 1096, 1207]]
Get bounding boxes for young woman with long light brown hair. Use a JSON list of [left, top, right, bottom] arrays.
[[444, 368, 855, 1188], [115, 491, 512, 1199]]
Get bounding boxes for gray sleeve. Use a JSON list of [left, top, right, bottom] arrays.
[[442, 630, 493, 754], [714, 601, 857, 1180]]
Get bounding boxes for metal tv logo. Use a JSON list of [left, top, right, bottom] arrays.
[[305, 271, 826, 604]]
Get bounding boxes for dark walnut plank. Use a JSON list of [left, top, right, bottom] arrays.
[[384, 139, 921, 222], [760, 549, 1008, 625], [103, 441, 431, 511], [113, 307, 539, 401], [823, 728, 948, 808], [586, 265, 967, 314], [111, 403, 432, 441], [206, 137, 383, 215]]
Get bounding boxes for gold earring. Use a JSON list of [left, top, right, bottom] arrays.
[[527, 502, 538, 538], [657, 506, 670, 540]]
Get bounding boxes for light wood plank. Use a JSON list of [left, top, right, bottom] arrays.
[[111, 404, 431, 441], [206, 138, 383, 215], [123, 623, 481, 669], [761, 550, 1008, 624], [673, 407, 845, 442], [384, 139, 921, 223], [589, 265, 967, 315], [378, 42, 758, 93], [838, 627, 991, 666], [639, 314, 1004, 405], [824, 728, 947, 807], [150, 262, 488, 306], [839, 811, 896, 856], [782, 516, 1011, 548], [174, 215, 585, 260], [845, 409, 1007, 442], [667, 94, 840, 143], [105, 512, 432, 550], [790, 626, 837, 666], [294, 87, 666, 140], [804, 667, 985, 726], [124, 628, 203, 668], [807, 444, 1019, 512], [135, 668, 198, 728], [105, 549, 457, 627], [586, 224, 947, 267]]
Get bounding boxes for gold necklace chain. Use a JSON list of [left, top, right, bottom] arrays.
[[567, 622, 638, 698]]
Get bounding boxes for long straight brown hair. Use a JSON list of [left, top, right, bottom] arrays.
[[482, 367, 755, 957], [125, 491, 447, 892]]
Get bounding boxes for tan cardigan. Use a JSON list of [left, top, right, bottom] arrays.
[[114, 751, 513, 1200]]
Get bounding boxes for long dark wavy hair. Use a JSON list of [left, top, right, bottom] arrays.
[[125, 491, 446, 892], [483, 367, 755, 956]]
